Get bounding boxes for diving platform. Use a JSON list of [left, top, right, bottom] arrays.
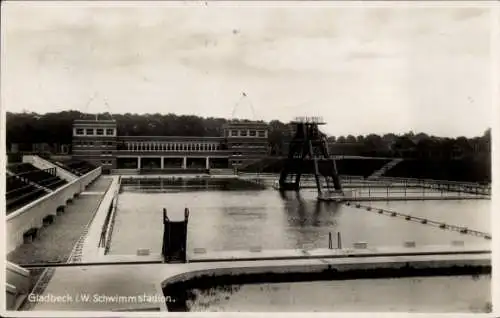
[[278, 116, 342, 193]]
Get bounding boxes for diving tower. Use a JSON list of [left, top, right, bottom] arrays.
[[278, 117, 344, 199]]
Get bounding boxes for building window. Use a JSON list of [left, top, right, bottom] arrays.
[[76, 128, 84, 135], [258, 130, 266, 137], [240, 130, 247, 137], [231, 130, 238, 136], [86, 129, 94, 135], [249, 130, 256, 137], [106, 129, 114, 135], [96, 128, 104, 135]]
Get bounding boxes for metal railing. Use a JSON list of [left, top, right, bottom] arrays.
[[237, 173, 490, 197], [376, 176, 491, 195], [345, 202, 491, 240], [344, 186, 488, 200]]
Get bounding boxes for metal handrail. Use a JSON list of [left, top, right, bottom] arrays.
[[347, 202, 492, 240]]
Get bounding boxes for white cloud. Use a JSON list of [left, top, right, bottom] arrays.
[[0, 2, 493, 137]]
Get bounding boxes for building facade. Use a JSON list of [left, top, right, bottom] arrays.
[[71, 119, 270, 173], [72, 119, 118, 172], [222, 121, 269, 167]]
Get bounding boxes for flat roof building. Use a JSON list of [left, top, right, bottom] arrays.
[[72, 118, 270, 173]]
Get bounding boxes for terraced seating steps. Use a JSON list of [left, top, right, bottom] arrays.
[[52, 160, 98, 176], [8, 163, 67, 190], [5, 176, 47, 214]]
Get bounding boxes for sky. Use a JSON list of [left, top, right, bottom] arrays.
[[0, 1, 495, 137]]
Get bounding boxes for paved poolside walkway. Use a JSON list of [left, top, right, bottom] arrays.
[[29, 246, 490, 312], [6, 177, 112, 310]]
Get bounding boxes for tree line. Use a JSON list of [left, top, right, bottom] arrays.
[[5, 111, 491, 162]]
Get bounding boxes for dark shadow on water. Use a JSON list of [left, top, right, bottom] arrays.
[[282, 192, 339, 228], [312, 201, 341, 227], [120, 178, 265, 192], [278, 190, 289, 200], [295, 192, 307, 226], [162, 269, 491, 312]]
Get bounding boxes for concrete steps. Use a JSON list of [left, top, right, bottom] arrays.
[[5, 261, 33, 310], [23, 155, 79, 182], [7, 172, 52, 194], [111, 169, 139, 175], [209, 169, 235, 176], [367, 158, 403, 180]]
